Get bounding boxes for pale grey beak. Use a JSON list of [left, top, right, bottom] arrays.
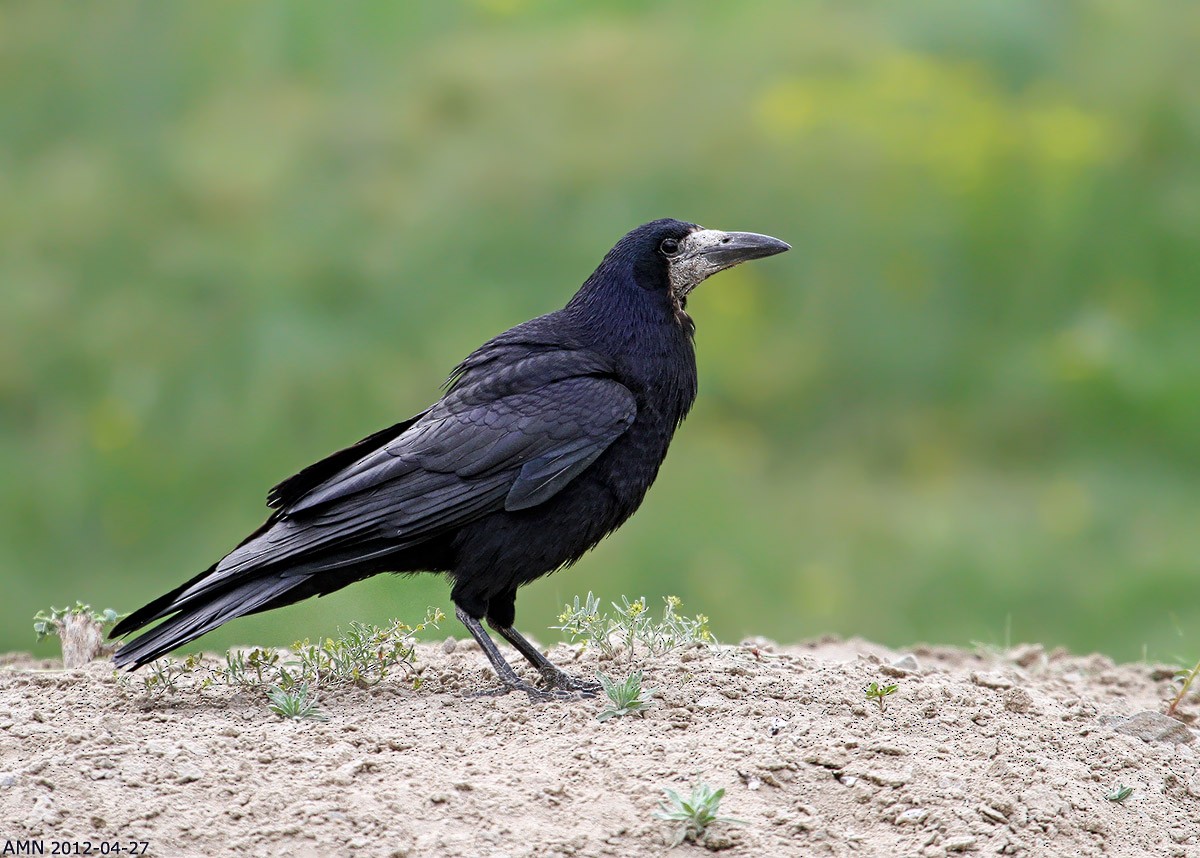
[[692, 230, 791, 270], [669, 228, 790, 298]]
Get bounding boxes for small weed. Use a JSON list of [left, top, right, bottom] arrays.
[[654, 782, 743, 847], [1106, 784, 1134, 802], [266, 683, 328, 721], [220, 647, 282, 688], [596, 670, 654, 722], [114, 608, 442, 719], [130, 653, 205, 697], [554, 593, 714, 660], [865, 681, 898, 713], [33, 602, 123, 642], [34, 602, 127, 668], [1166, 657, 1200, 719], [288, 609, 443, 687]]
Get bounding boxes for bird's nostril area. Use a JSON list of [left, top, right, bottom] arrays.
[[720, 236, 730, 244]]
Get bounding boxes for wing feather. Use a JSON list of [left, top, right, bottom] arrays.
[[174, 349, 637, 603]]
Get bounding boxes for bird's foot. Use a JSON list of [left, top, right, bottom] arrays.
[[538, 669, 601, 696]]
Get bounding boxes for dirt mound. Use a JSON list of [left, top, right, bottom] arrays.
[[2, 637, 1198, 857]]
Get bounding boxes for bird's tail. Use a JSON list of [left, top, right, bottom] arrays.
[[109, 528, 411, 670], [110, 571, 315, 670]]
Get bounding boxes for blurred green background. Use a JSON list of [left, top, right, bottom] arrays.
[[4, 1, 1198, 663]]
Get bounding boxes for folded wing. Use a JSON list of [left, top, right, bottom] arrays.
[[172, 349, 637, 606]]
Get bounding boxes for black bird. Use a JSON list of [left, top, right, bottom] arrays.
[[110, 219, 789, 697]]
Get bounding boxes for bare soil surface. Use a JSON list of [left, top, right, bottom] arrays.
[[2, 637, 1198, 857]]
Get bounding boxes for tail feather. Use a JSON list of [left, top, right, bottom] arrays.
[[109, 510, 286, 642], [109, 562, 220, 640], [111, 575, 310, 670], [110, 537, 413, 669]]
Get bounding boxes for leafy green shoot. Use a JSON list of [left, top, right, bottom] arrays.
[[115, 608, 443, 721], [34, 601, 129, 668], [267, 682, 328, 721], [653, 782, 743, 846], [33, 602, 124, 642], [554, 593, 714, 660], [865, 681, 899, 713], [287, 610, 444, 688], [1166, 656, 1200, 718], [1106, 784, 1134, 803], [596, 670, 654, 722]]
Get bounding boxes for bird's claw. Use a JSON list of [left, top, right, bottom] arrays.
[[539, 671, 601, 696], [470, 676, 595, 703], [523, 683, 585, 703]]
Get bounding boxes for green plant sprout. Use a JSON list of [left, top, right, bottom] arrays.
[[33, 603, 123, 642], [1166, 656, 1200, 718], [654, 782, 743, 847], [33, 602, 127, 668], [288, 612, 444, 688], [865, 681, 899, 713], [596, 670, 654, 722], [1106, 784, 1134, 803], [267, 682, 328, 721], [554, 593, 714, 660], [116, 608, 442, 720]]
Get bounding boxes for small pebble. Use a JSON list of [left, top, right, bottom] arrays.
[[891, 654, 920, 673], [1106, 711, 1195, 745], [1003, 688, 1033, 713]]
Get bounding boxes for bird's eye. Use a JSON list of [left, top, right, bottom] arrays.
[[660, 238, 680, 256]]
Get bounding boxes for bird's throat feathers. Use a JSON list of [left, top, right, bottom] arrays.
[[567, 265, 698, 360], [671, 293, 696, 337], [563, 258, 698, 430], [568, 232, 698, 344]]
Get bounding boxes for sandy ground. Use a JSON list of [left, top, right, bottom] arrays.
[[1, 636, 1198, 857]]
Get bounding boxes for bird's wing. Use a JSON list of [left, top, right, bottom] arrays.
[[203, 350, 636, 586], [288, 352, 636, 520], [265, 412, 430, 511], [263, 322, 587, 512]]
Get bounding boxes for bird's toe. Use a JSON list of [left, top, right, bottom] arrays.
[[541, 672, 601, 696], [523, 685, 583, 704], [468, 678, 587, 703]]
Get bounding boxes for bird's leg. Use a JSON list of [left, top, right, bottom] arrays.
[[454, 606, 577, 702], [491, 622, 601, 695]]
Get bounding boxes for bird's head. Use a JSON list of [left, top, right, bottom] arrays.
[[590, 219, 790, 329]]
